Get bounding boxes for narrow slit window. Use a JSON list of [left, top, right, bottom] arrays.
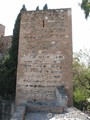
[[43, 20, 45, 27]]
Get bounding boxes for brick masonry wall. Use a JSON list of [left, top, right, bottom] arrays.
[[16, 8, 73, 107]]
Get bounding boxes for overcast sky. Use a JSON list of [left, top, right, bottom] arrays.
[[0, 0, 90, 52]]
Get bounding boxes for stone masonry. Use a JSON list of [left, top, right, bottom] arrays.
[[0, 24, 12, 58], [0, 24, 5, 37], [0, 36, 12, 55], [16, 8, 73, 107]]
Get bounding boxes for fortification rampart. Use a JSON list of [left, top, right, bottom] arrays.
[[0, 24, 5, 37], [0, 24, 12, 58]]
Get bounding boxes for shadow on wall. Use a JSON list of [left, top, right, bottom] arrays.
[[0, 99, 15, 120]]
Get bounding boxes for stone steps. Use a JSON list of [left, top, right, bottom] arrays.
[[26, 101, 64, 113]]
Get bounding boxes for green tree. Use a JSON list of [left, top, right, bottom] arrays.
[[0, 5, 27, 100], [36, 6, 39, 10], [81, 0, 90, 18], [43, 4, 48, 10], [75, 49, 90, 67], [73, 50, 90, 110]]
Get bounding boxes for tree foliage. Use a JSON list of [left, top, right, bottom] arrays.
[[73, 49, 90, 110], [81, 0, 90, 18], [0, 5, 27, 100], [43, 4, 48, 10], [36, 6, 39, 10]]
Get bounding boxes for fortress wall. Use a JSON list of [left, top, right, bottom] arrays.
[[0, 24, 5, 37], [16, 8, 73, 106]]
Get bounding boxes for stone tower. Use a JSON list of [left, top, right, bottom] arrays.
[[0, 24, 12, 58], [16, 8, 73, 107], [0, 24, 5, 37]]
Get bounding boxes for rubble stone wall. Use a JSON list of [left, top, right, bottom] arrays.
[[0, 36, 12, 53], [16, 8, 73, 107], [0, 24, 5, 37], [0, 36, 12, 59]]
